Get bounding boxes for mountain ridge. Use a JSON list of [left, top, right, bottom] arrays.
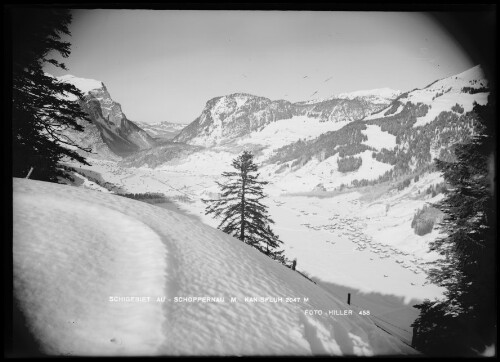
[[261, 65, 489, 192], [173, 90, 399, 147], [56, 74, 156, 157], [56, 65, 489, 192]]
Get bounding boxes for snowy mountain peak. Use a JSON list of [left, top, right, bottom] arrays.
[[451, 64, 485, 83], [56, 74, 104, 94], [207, 93, 262, 110], [422, 64, 487, 93], [365, 64, 489, 127]]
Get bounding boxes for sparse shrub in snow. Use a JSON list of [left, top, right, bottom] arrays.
[[337, 156, 362, 173], [117, 192, 171, 204], [396, 177, 412, 191], [411, 205, 441, 236], [461, 86, 488, 94], [312, 183, 326, 192], [170, 194, 194, 203], [274, 163, 290, 174], [351, 179, 370, 187], [451, 103, 464, 114], [61, 165, 122, 192], [383, 101, 402, 116], [425, 182, 448, 197]]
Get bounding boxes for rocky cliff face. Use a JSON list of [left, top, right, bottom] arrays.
[[58, 75, 156, 157], [173, 91, 397, 147]]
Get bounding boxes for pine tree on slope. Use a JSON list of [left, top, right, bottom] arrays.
[[203, 151, 287, 263], [11, 8, 92, 182], [412, 96, 496, 356]]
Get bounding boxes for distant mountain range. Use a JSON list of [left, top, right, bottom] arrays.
[[299, 88, 402, 106], [135, 121, 187, 141], [58, 65, 490, 191]]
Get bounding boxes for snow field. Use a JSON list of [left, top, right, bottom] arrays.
[[13, 190, 167, 355], [412, 91, 489, 127], [365, 65, 489, 126], [13, 178, 417, 356], [81, 176, 112, 193], [266, 192, 443, 303], [361, 125, 397, 150], [267, 150, 394, 193], [237, 115, 351, 156]]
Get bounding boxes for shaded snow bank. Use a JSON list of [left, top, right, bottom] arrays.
[[13, 178, 417, 356]]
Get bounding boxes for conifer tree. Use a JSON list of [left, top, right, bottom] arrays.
[[203, 151, 287, 263], [412, 96, 496, 356], [11, 7, 92, 182]]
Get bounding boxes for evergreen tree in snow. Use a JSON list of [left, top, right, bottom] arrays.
[[412, 96, 496, 356], [203, 151, 287, 264], [10, 8, 92, 182]]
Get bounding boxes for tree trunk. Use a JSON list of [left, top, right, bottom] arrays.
[[240, 171, 246, 242]]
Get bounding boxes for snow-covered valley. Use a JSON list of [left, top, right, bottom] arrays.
[[57, 151, 447, 351]]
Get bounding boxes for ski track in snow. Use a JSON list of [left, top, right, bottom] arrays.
[[13, 178, 417, 356]]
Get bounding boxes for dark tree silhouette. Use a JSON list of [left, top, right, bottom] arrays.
[[412, 95, 496, 356], [203, 151, 287, 263], [11, 7, 92, 182]]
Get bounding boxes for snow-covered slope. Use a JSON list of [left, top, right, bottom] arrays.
[[366, 65, 489, 124], [409, 65, 489, 127], [259, 65, 490, 192], [13, 178, 417, 356], [236, 115, 352, 155], [56, 74, 156, 157]]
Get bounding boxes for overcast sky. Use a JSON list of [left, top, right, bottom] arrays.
[[44, 10, 474, 124]]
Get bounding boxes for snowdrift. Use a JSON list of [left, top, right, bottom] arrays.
[[12, 178, 417, 356]]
